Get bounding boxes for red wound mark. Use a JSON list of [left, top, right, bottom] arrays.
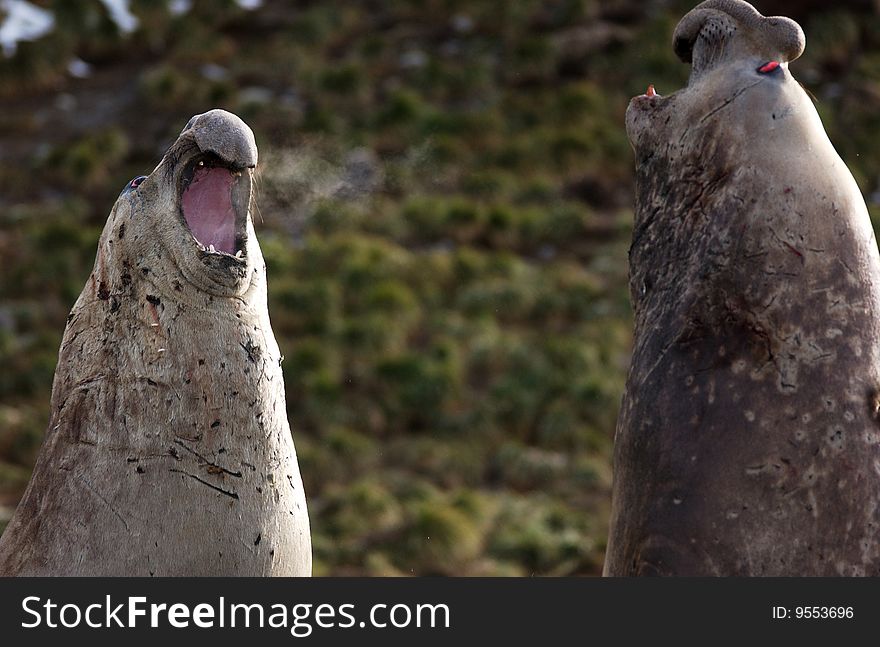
[[758, 61, 780, 74], [783, 187, 792, 194]]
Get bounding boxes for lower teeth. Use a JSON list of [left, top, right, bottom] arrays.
[[199, 244, 243, 257]]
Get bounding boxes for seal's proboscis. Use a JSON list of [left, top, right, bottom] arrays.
[[605, 0, 880, 576], [0, 110, 312, 576]]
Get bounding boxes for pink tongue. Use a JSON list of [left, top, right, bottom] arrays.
[[182, 166, 236, 254]]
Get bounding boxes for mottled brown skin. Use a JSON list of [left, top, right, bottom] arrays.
[[0, 110, 312, 576], [604, 0, 880, 576]]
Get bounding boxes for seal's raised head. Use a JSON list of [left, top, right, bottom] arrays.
[[111, 109, 261, 298], [626, 0, 808, 161]]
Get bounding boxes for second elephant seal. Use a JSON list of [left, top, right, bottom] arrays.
[[605, 0, 880, 575], [0, 109, 312, 576]]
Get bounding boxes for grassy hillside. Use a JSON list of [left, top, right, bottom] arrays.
[[2, 0, 880, 575]]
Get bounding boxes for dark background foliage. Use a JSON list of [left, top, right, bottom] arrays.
[[1, 0, 879, 575]]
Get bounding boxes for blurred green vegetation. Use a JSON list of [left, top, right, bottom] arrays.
[[2, 0, 880, 571]]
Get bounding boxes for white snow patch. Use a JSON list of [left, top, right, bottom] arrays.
[[67, 57, 92, 78], [1, 0, 262, 59], [98, 0, 139, 34], [168, 0, 192, 16], [0, 0, 54, 57]]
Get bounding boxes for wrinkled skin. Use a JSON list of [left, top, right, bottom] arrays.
[[0, 110, 312, 576], [604, 0, 880, 576]]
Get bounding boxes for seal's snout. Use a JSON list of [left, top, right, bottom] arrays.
[[673, 0, 804, 79], [182, 109, 258, 169]]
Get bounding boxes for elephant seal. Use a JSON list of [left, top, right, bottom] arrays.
[[604, 0, 880, 576], [0, 109, 312, 576]]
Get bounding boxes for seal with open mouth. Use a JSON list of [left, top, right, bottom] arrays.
[[0, 109, 312, 576], [604, 0, 880, 575]]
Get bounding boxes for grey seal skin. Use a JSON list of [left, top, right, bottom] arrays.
[[604, 0, 880, 576], [0, 109, 312, 576]]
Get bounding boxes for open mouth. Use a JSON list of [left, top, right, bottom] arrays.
[[179, 154, 249, 261]]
